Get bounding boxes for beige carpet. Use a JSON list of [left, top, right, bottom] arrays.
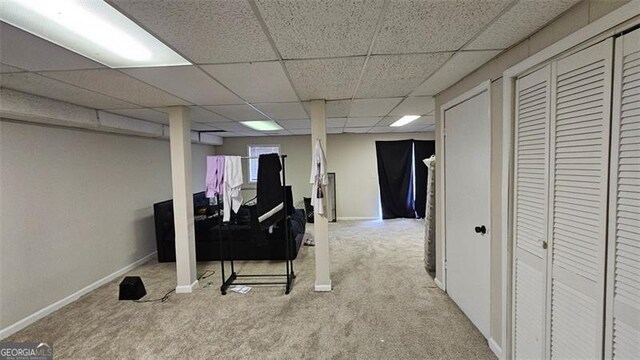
[[5, 219, 495, 359]]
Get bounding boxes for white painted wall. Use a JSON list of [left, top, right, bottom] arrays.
[[216, 132, 435, 219], [0, 120, 215, 332]]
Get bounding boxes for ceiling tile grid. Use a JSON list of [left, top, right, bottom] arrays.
[[373, 0, 511, 54], [255, 0, 385, 59], [107, 108, 169, 124], [122, 66, 243, 105], [327, 118, 347, 128], [0, 63, 24, 73], [349, 97, 402, 117], [109, 0, 277, 63], [203, 104, 268, 121], [411, 50, 501, 96], [356, 53, 451, 98], [40, 69, 190, 108], [285, 57, 365, 101], [278, 119, 311, 130], [201, 61, 298, 103], [389, 96, 435, 116], [345, 117, 381, 128], [466, 0, 581, 50], [253, 102, 308, 120], [302, 100, 352, 118]]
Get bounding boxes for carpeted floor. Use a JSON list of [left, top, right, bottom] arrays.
[[5, 219, 495, 359]]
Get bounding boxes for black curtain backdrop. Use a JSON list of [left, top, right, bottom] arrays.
[[414, 140, 436, 218], [376, 140, 415, 219]]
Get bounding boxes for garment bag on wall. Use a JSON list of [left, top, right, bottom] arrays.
[[375, 140, 415, 219], [414, 140, 436, 218]]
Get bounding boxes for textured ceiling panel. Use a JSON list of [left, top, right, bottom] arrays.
[[203, 104, 268, 121], [0, 63, 24, 73], [187, 106, 230, 123], [285, 57, 365, 100], [190, 122, 219, 131], [289, 129, 311, 135], [255, 0, 384, 59], [302, 100, 352, 118], [394, 125, 434, 133], [349, 98, 402, 117], [253, 102, 307, 120], [373, 0, 510, 54], [378, 115, 435, 126], [344, 127, 371, 133], [41, 69, 190, 107], [327, 118, 347, 128], [356, 53, 451, 98], [327, 128, 343, 134], [0, 72, 135, 109], [109, 0, 276, 63], [201, 61, 298, 103], [278, 119, 311, 129], [0, 23, 103, 71], [107, 108, 168, 123], [466, 0, 581, 50], [346, 117, 381, 127], [213, 122, 253, 132], [368, 126, 395, 133], [122, 66, 243, 105], [389, 96, 435, 116], [411, 50, 500, 96]]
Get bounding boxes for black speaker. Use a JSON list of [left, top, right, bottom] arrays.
[[119, 276, 146, 300]]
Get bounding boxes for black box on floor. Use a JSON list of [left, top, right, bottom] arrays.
[[119, 276, 146, 300]]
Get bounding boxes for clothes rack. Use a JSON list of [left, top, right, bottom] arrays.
[[216, 154, 296, 295]]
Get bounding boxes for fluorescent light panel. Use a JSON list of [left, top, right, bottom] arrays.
[[390, 115, 420, 127], [241, 121, 283, 131], [0, 0, 190, 68]]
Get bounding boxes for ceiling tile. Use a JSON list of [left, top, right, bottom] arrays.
[[203, 105, 268, 121], [346, 117, 381, 127], [217, 132, 243, 137], [201, 61, 297, 103], [389, 97, 435, 116], [374, 0, 510, 54], [285, 57, 365, 101], [411, 50, 500, 96], [213, 122, 253, 132], [0, 23, 103, 71], [255, 0, 384, 59], [344, 127, 371, 133], [394, 125, 434, 133], [349, 98, 402, 117], [378, 115, 435, 127], [327, 118, 347, 128], [290, 129, 311, 135], [302, 100, 352, 118], [188, 107, 230, 123], [0, 72, 135, 109], [278, 119, 311, 129], [122, 66, 242, 105], [0, 63, 24, 73], [356, 53, 451, 98], [466, 0, 581, 50], [253, 102, 307, 120], [41, 69, 190, 107], [327, 128, 344, 134], [107, 108, 168, 124], [368, 126, 395, 133], [109, 0, 276, 63], [190, 122, 220, 131]]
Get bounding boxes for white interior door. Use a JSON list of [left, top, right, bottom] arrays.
[[444, 86, 491, 338], [512, 64, 551, 359], [547, 38, 613, 359], [605, 29, 640, 359]]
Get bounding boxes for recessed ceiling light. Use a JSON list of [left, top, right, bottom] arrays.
[[0, 0, 190, 68], [241, 121, 283, 131], [390, 115, 420, 127]]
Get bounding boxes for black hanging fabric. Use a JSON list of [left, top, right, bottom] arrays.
[[413, 140, 436, 218], [256, 153, 284, 230], [375, 140, 415, 219]]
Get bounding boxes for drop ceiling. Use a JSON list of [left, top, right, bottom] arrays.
[[0, 0, 581, 137]]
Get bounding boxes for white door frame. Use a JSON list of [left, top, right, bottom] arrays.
[[439, 79, 491, 293], [500, 4, 640, 359]]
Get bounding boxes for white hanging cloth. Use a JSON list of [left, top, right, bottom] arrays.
[[223, 156, 243, 222], [423, 155, 436, 272], [310, 139, 328, 215]]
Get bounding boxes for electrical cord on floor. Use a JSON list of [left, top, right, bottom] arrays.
[[133, 269, 215, 303]]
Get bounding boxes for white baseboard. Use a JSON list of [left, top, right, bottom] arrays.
[[337, 217, 378, 221], [434, 277, 445, 291], [314, 282, 332, 292], [175, 279, 198, 294], [0, 251, 157, 340], [488, 337, 503, 360]]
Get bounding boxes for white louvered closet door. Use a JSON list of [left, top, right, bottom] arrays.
[[513, 65, 551, 360], [547, 38, 613, 359], [605, 29, 640, 360]]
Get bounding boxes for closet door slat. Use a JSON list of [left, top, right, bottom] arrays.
[[606, 28, 640, 360], [513, 65, 551, 359], [548, 39, 613, 359]]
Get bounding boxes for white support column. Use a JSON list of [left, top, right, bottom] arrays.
[[310, 99, 332, 292], [169, 106, 198, 293]]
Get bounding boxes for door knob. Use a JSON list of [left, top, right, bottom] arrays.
[[474, 225, 487, 235]]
